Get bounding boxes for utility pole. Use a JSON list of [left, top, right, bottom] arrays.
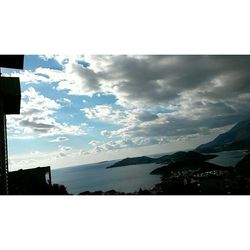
[[0, 55, 23, 194]]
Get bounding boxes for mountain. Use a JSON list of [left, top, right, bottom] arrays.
[[235, 152, 250, 177], [156, 151, 216, 164], [107, 151, 216, 168], [196, 119, 250, 153], [106, 156, 156, 168]]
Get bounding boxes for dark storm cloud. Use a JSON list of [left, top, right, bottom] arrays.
[[70, 62, 101, 91], [192, 101, 237, 117], [19, 120, 55, 133], [137, 111, 159, 122], [127, 113, 248, 139], [58, 55, 250, 142], [94, 55, 250, 110], [100, 55, 250, 132]]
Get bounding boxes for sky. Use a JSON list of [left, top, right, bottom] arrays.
[[3, 55, 250, 170]]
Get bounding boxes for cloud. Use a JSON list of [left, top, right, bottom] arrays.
[[78, 55, 250, 108], [9, 55, 250, 111], [50, 136, 69, 142], [88, 139, 131, 153], [55, 145, 73, 159], [106, 113, 242, 140], [81, 104, 161, 128], [88, 140, 101, 147], [7, 87, 86, 138], [4, 67, 65, 84], [81, 105, 129, 124], [86, 136, 169, 154], [137, 111, 159, 122], [58, 145, 72, 151], [57, 98, 72, 106], [100, 130, 112, 137], [38, 56, 102, 96], [9, 145, 82, 170], [9, 55, 250, 153], [80, 56, 248, 155]]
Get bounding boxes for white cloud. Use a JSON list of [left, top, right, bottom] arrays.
[[88, 140, 101, 147], [86, 136, 164, 154], [7, 87, 86, 138], [50, 136, 69, 142], [58, 145, 72, 151], [8, 55, 250, 159], [81, 104, 158, 127], [100, 130, 112, 137], [8, 145, 82, 171], [81, 105, 128, 124], [56, 97, 72, 106], [4, 67, 65, 85]]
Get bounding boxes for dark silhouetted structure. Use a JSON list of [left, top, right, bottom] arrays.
[[8, 166, 69, 195], [0, 55, 24, 69], [0, 55, 23, 194], [8, 166, 52, 195], [0, 77, 21, 114]]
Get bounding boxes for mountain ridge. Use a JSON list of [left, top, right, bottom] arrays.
[[106, 156, 156, 168], [196, 118, 250, 153], [106, 151, 217, 169]]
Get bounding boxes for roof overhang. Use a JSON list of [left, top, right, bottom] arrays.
[[0, 77, 21, 114], [0, 55, 24, 69]]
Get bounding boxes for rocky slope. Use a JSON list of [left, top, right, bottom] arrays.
[[196, 119, 250, 153]]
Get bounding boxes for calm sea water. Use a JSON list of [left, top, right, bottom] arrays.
[[51, 150, 247, 194], [51, 161, 161, 194], [207, 150, 247, 167]]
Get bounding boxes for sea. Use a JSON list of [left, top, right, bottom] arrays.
[[51, 161, 162, 194], [207, 150, 247, 167], [51, 150, 247, 195]]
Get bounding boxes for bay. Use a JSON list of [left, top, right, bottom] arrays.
[[51, 150, 247, 195], [207, 150, 247, 167], [51, 161, 161, 194]]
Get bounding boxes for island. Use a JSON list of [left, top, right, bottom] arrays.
[[106, 156, 156, 168], [106, 151, 217, 168]]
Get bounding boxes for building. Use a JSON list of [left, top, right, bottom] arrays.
[[0, 55, 23, 194], [8, 166, 52, 195]]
